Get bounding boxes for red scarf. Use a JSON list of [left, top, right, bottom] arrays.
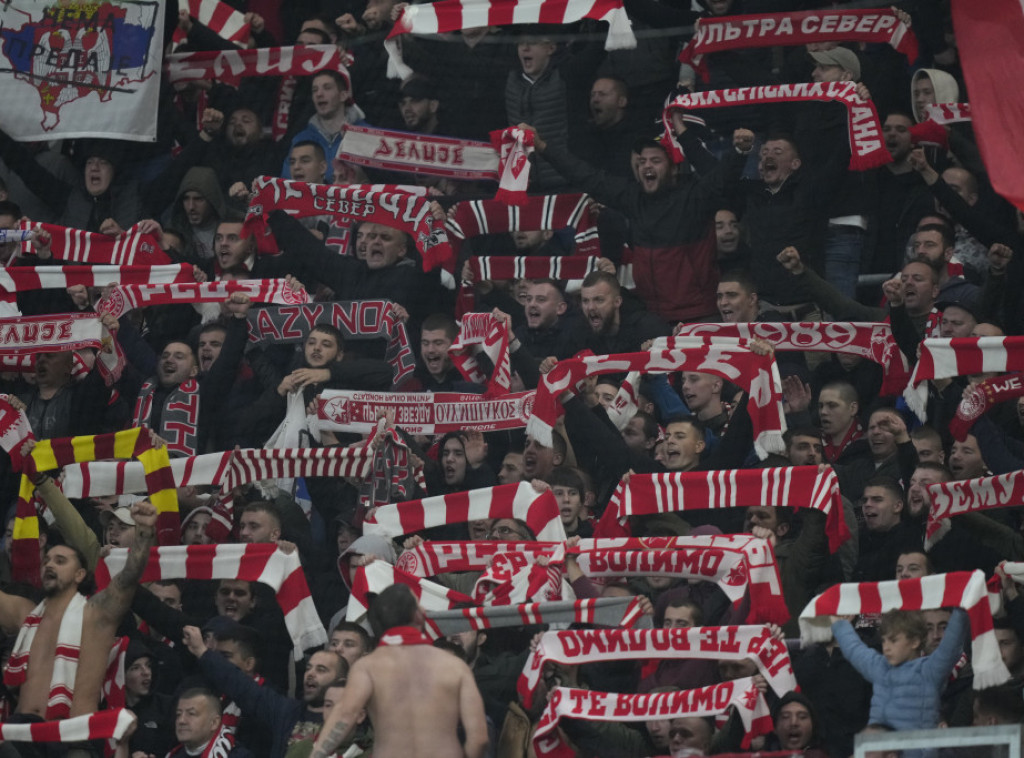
[[924, 471, 1024, 547], [165, 45, 350, 88], [96, 279, 310, 319], [0, 710, 136, 744], [527, 345, 785, 459], [18, 222, 168, 265], [924, 103, 972, 124], [951, 374, 1024, 441], [448, 312, 511, 397], [338, 124, 499, 182], [174, 0, 249, 47], [823, 418, 864, 463], [378, 625, 434, 646], [490, 128, 534, 206], [244, 177, 452, 270], [679, 9, 917, 81], [664, 82, 891, 171]]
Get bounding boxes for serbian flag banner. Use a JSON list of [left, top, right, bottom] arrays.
[[952, 0, 1024, 211], [0, 1, 165, 140]]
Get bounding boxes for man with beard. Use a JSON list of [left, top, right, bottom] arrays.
[[575, 271, 668, 355], [397, 77, 444, 134], [16, 349, 110, 439], [171, 167, 228, 263], [116, 293, 252, 455], [0, 500, 158, 719], [523, 121, 752, 323], [184, 625, 347, 756]]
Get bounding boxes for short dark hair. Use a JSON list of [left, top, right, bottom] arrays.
[[784, 426, 823, 448], [177, 687, 222, 715], [421, 313, 459, 342], [632, 410, 659, 441], [864, 475, 905, 504], [292, 140, 326, 163], [0, 200, 22, 219], [240, 501, 283, 531], [528, 278, 565, 298], [665, 414, 706, 438], [215, 623, 264, 666], [917, 223, 955, 250], [913, 460, 952, 482], [820, 380, 859, 405], [312, 69, 350, 92], [630, 137, 668, 158], [546, 466, 585, 493], [368, 584, 419, 637], [664, 597, 703, 625], [974, 685, 1024, 724], [309, 323, 346, 353], [329, 621, 372, 652], [763, 133, 800, 157], [717, 269, 758, 295], [581, 270, 621, 294]]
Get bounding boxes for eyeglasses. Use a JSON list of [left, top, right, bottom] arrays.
[[491, 525, 527, 539]]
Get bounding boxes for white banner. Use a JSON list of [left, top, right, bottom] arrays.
[[0, 1, 164, 140]]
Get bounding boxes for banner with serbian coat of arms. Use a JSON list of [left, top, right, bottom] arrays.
[[0, 0, 164, 140]]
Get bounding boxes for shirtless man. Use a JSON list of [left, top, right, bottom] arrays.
[[310, 584, 488, 758], [0, 498, 158, 718]]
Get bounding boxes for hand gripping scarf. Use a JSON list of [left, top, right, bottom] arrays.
[[799, 571, 1010, 689], [18, 222, 169, 265], [346, 560, 475, 624], [678, 9, 917, 81], [668, 322, 910, 395], [903, 337, 1024, 420], [362, 481, 567, 542], [165, 44, 349, 87], [13, 428, 178, 584], [384, 0, 636, 79], [96, 544, 325, 657], [490, 127, 535, 206], [96, 279, 310, 320], [951, 374, 1024, 441], [423, 595, 646, 637], [448, 312, 511, 397], [518, 626, 797, 709], [534, 678, 772, 757], [0, 709, 136, 744], [664, 81, 891, 171], [526, 344, 785, 459], [924, 471, 1024, 548], [244, 177, 452, 271], [601, 467, 850, 553], [337, 124, 499, 181]]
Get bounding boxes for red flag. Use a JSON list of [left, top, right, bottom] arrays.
[[952, 0, 1024, 210]]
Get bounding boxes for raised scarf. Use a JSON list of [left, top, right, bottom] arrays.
[[526, 344, 785, 458], [600, 468, 849, 552], [384, 0, 636, 79], [467, 256, 600, 283], [346, 560, 475, 624], [665, 81, 891, 171], [519, 626, 796, 709], [365, 421, 426, 509], [132, 379, 200, 457], [0, 709, 136, 743], [175, 0, 248, 46], [13, 428, 178, 584], [18, 222, 169, 265], [800, 571, 1010, 689], [395, 540, 561, 578], [472, 553, 567, 606], [490, 127, 534, 206], [679, 9, 917, 81], [424, 595, 645, 638], [0, 263, 192, 293], [448, 312, 511, 397], [246, 300, 415, 386], [950, 374, 1024, 441], [244, 177, 452, 271], [903, 336, 1024, 420], [337, 124, 499, 181], [166, 44, 348, 87], [4, 593, 87, 719], [668, 321, 910, 395], [378, 625, 434, 646], [924, 103, 973, 124], [534, 679, 772, 757], [446, 193, 600, 258], [924, 471, 1024, 548], [0, 313, 103, 356], [362, 481, 568, 542], [97, 279, 310, 320], [97, 544, 325, 657]]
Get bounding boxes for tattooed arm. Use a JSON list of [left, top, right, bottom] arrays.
[[310, 663, 373, 758], [88, 500, 157, 625]]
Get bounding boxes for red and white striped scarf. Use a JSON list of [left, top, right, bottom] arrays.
[[446, 193, 600, 258], [0, 263, 192, 293], [602, 467, 849, 552], [246, 300, 416, 386], [679, 9, 917, 81], [534, 679, 772, 757], [472, 553, 566, 606], [424, 595, 645, 638], [337, 124, 499, 181], [96, 544, 326, 657], [362, 481, 568, 542], [924, 103, 972, 124], [448, 312, 511, 397], [519, 626, 796, 709], [165, 45, 348, 87], [582, 535, 786, 621], [366, 422, 426, 509], [395, 540, 561, 577], [467, 256, 600, 282], [378, 625, 434, 646], [951, 374, 1024, 441], [527, 345, 785, 458], [924, 471, 1024, 548], [385, 0, 636, 79], [175, 0, 249, 47], [18, 222, 169, 266], [903, 337, 1024, 420], [0, 395, 34, 470], [800, 571, 1010, 689], [669, 322, 910, 396], [317, 388, 535, 434], [4, 593, 87, 719], [665, 82, 891, 171], [96, 279, 310, 320], [490, 128, 534, 206], [0, 312, 105, 356], [346, 560, 475, 623], [0, 709, 136, 744], [244, 177, 452, 271], [167, 723, 237, 758]]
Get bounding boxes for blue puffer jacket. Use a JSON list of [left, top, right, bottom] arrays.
[[832, 608, 968, 731]]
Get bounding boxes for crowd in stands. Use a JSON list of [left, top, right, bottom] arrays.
[[0, 0, 1022, 756]]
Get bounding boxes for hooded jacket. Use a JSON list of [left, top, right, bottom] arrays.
[[912, 69, 960, 122], [171, 167, 228, 263]]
